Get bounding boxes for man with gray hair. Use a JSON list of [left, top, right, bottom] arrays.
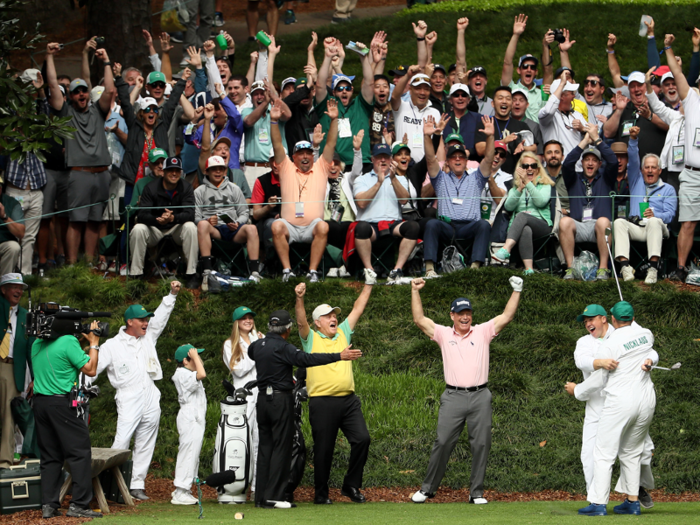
[[249, 310, 361, 509], [612, 126, 677, 284]]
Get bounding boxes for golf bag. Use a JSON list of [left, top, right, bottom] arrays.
[[212, 380, 256, 504], [284, 369, 308, 501]]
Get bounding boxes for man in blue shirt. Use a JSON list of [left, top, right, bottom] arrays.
[[422, 115, 497, 278], [613, 127, 677, 285], [353, 144, 420, 284]]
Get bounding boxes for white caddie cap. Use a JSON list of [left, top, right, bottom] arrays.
[[312, 304, 341, 321], [550, 79, 580, 94], [627, 71, 645, 85]]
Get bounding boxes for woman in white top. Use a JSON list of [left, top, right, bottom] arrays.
[[222, 306, 262, 494]]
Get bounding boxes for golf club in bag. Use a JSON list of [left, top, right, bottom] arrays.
[[284, 368, 309, 502], [212, 379, 257, 504]]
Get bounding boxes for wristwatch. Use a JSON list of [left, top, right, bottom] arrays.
[[90, 345, 100, 351], [594, 138, 603, 146]]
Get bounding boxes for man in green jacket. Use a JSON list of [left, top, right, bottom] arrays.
[[0, 273, 33, 468]]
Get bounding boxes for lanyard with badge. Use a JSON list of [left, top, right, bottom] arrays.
[[616, 179, 628, 219], [409, 102, 424, 147], [672, 119, 685, 165], [296, 172, 310, 218], [495, 118, 510, 140], [582, 179, 594, 221], [448, 173, 467, 206], [336, 100, 352, 138]]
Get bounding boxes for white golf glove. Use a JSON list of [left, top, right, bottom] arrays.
[[509, 276, 523, 292]]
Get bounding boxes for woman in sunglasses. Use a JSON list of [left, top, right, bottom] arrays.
[[492, 152, 555, 274]]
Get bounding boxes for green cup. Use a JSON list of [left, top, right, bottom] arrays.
[[481, 202, 492, 220], [639, 201, 649, 216], [256, 31, 271, 47], [216, 33, 228, 51]]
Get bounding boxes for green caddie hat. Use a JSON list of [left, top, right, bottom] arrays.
[[148, 148, 168, 164], [232, 306, 256, 322], [576, 304, 607, 323], [610, 301, 635, 322], [124, 304, 155, 321], [174, 344, 205, 362]]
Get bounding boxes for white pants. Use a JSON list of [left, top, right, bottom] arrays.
[[112, 386, 162, 491], [588, 390, 656, 504], [613, 217, 668, 260], [6, 187, 43, 275], [173, 405, 206, 491], [0, 242, 20, 275], [129, 222, 198, 275], [246, 389, 259, 491]]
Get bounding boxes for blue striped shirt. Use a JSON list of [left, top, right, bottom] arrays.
[[5, 153, 47, 190], [430, 168, 487, 221]]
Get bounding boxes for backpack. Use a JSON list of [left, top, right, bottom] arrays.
[[441, 246, 466, 274]]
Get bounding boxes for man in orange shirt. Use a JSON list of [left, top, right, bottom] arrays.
[[269, 98, 339, 283]]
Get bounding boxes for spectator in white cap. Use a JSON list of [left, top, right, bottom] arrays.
[[195, 154, 262, 288], [603, 71, 669, 161], [441, 84, 483, 159], [539, 72, 587, 157], [0, 273, 33, 469], [280, 77, 296, 99], [660, 71, 680, 110], [391, 66, 441, 163]]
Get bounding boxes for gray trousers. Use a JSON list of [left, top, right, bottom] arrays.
[[421, 387, 492, 497], [184, 0, 216, 52]]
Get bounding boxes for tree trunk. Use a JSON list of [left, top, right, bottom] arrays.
[[86, 0, 152, 84]]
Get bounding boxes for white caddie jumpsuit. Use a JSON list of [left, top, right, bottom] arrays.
[[574, 323, 657, 491], [97, 293, 176, 490], [223, 331, 260, 489], [575, 323, 657, 505], [172, 367, 207, 491]]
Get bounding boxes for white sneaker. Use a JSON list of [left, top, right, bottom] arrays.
[[282, 269, 296, 282], [424, 269, 439, 279], [267, 500, 293, 509], [202, 269, 211, 292], [171, 489, 198, 505], [307, 270, 320, 283], [621, 265, 635, 282], [363, 268, 377, 285], [326, 267, 339, 278], [644, 267, 658, 284], [338, 265, 351, 278], [469, 496, 488, 504], [411, 490, 432, 503], [249, 271, 262, 283]]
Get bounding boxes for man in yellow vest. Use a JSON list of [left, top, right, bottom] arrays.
[[294, 281, 373, 504]]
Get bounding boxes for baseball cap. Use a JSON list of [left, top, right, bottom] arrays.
[[432, 64, 447, 75], [511, 87, 529, 99], [0, 273, 27, 289], [140, 97, 158, 109], [148, 148, 168, 163], [124, 304, 155, 321], [518, 54, 539, 68], [627, 71, 645, 85], [653, 65, 670, 77], [164, 156, 182, 170], [174, 344, 204, 363], [232, 306, 256, 322], [468, 66, 488, 78], [281, 77, 296, 91], [388, 65, 408, 77], [448, 64, 457, 73], [146, 71, 167, 85], [269, 309, 292, 326], [449, 83, 471, 97], [206, 155, 226, 170], [295, 77, 308, 88], [69, 79, 89, 93], [312, 304, 341, 321], [610, 142, 628, 155], [293, 140, 313, 153], [554, 66, 575, 80], [576, 304, 607, 322], [212, 137, 232, 150], [19, 68, 40, 84], [447, 144, 468, 158], [494, 140, 508, 152], [250, 80, 265, 93], [90, 86, 105, 103], [372, 143, 391, 157], [581, 147, 601, 161], [391, 142, 411, 155], [610, 301, 635, 322], [332, 75, 355, 90], [409, 74, 431, 87], [550, 79, 580, 93], [445, 133, 464, 145], [661, 72, 675, 84], [450, 297, 473, 313]]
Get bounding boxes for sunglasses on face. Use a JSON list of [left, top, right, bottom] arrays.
[[143, 107, 160, 114], [521, 163, 538, 170], [452, 92, 469, 99], [520, 64, 537, 71], [585, 79, 600, 87], [335, 85, 353, 93], [495, 150, 507, 158], [149, 82, 166, 89], [72, 87, 88, 95]]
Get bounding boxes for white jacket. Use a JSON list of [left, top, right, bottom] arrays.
[[223, 331, 261, 390], [647, 91, 684, 172]]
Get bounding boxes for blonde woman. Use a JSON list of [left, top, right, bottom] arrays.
[[222, 306, 262, 491], [492, 153, 555, 274]]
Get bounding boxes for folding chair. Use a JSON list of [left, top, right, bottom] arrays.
[[212, 238, 250, 277]]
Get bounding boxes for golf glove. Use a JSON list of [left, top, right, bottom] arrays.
[[509, 276, 523, 292]]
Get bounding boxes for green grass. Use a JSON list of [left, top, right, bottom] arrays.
[[101, 501, 700, 524], [25, 264, 700, 493]]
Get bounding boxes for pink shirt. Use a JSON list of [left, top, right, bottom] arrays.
[[431, 319, 497, 388]]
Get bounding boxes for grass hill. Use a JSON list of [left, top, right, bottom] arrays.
[[26, 264, 700, 493]]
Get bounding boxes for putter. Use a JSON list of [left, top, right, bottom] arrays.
[[651, 362, 682, 371], [605, 227, 624, 301]]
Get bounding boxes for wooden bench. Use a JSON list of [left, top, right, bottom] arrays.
[[59, 448, 134, 514]]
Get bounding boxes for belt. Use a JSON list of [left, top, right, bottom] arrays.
[[685, 165, 700, 172], [260, 387, 292, 394], [0, 357, 13, 364], [34, 393, 68, 398], [244, 161, 270, 168], [446, 382, 488, 392], [71, 166, 108, 173]]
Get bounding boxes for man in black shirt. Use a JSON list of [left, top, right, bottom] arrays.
[[249, 310, 361, 509], [283, 77, 319, 154]]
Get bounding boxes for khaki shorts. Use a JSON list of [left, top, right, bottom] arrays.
[[274, 218, 322, 244], [678, 168, 700, 222]]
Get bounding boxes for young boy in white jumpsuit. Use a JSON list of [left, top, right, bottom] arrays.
[[566, 302, 656, 516], [573, 304, 657, 508], [171, 344, 207, 505], [97, 280, 181, 500]]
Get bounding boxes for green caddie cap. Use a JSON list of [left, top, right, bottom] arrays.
[[124, 304, 155, 321], [232, 306, 256, 322], [445, 133, 464, 145], [146, 71, 167, 85], [391, 143, 410, 156], [295, 78, 307, 87], [148, 148, 168, 164], [610, 301, 635, 322], [576, 304, 607, 323], [174, 344, 205, 362]]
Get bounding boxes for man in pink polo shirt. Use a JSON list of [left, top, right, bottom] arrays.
[[409, 275, 523, 505], [270, 98, 339, 283]]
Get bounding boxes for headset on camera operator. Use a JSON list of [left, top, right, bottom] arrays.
[[30, 303, 107, 519]]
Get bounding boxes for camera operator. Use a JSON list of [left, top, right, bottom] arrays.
[[32, 320, 102, 519]]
